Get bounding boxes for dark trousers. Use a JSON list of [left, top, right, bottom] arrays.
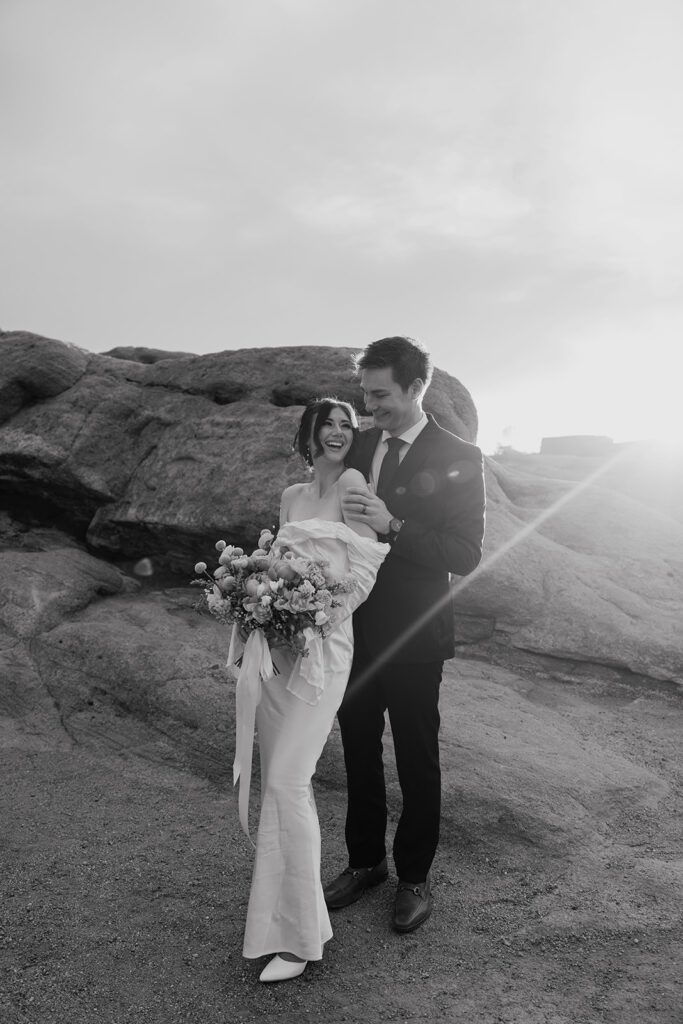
[[337, 635, 443, 883]]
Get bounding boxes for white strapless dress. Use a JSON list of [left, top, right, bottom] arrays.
[[237, 519, 389, 962]]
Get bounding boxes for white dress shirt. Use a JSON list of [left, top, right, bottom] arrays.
[[369, 412, 429, 492]]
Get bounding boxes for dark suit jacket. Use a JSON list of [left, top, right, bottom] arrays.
[[348, 415, 485, 664]]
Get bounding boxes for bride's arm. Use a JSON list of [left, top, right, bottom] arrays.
[[279, 484, 295, 525], [339, 469, 377, 539]]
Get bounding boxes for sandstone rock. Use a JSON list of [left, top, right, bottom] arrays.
[[0, 330, 88, 424], [540, 434, 615, 456], [104, 346, 194, 363], [452, 449, 683, 683], [0, 548, 132, 638], [438, 659, 669, 848], [29, 587, 236, 778], [1, 330, 681, 709], [0, 624, 69, 748], [0, 332, 479, 773], [0, 517, 236, 772], [0, 332, 478, 570]]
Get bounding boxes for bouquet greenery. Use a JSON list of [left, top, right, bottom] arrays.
[[192, 528, 356, 658]]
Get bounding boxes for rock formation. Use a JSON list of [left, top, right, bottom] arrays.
[[1, 330, 682, 778], [453, 447, 683, 683], [540, 435, 615, 457], [0, 330, 477, 569]]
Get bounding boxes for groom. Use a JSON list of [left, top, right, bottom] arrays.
[[324, 335, 486, 933]]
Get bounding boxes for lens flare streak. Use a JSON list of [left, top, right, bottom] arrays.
[[351, 444, 636, 688]]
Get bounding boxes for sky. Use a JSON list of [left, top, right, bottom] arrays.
[[1, 0, 681, 455]]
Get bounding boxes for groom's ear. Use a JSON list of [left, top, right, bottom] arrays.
[[409, 378, 425, 399]]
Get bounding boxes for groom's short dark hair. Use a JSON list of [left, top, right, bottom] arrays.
[[354, 335, 433, 392]]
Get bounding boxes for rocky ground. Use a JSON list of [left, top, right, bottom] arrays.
[[2, 650, 681, 1024]]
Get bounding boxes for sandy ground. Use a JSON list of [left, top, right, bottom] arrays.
[[1, 654, 682, 1024]]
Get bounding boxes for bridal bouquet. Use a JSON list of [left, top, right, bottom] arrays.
[[192, 528, 356, 658]]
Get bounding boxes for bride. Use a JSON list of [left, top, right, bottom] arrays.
[[236, 398, 389, 982]]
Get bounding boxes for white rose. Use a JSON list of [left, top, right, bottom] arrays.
[[194, 561, 207, 574]]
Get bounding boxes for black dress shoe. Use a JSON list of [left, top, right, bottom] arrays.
[[392, 878, 433, 933], [323, 858, 389, 909]]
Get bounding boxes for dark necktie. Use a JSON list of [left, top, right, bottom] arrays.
[[376, 437, 405, 501]]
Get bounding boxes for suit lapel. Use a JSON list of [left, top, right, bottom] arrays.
[[353, 417, 441, 488], [355, 427, 382, 478], [390, 416, 439, 490]]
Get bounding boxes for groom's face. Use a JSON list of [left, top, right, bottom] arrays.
[[360, 367, 421, 436]]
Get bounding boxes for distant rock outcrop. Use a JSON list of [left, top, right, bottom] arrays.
[[540, 435, 615, 457], [104, 346, 195, 364]]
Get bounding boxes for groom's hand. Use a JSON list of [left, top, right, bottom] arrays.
[[341, 486, 392, 535]]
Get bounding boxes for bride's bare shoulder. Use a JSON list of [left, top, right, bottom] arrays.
[[338, 468, 369, 492], [281, 481, 308, 500], [280, 481, 311, 523]]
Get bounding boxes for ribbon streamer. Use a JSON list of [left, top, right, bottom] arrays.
[[230, 627, 275, 841]]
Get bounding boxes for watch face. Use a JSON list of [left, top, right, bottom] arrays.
[[390, 517, 403, 533]]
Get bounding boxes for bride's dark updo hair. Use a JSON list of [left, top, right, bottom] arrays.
[[293, 398, 360, 468]]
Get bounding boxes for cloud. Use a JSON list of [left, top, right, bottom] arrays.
[[289, 150, 533, 259]]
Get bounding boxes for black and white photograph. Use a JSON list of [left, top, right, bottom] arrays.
[[1, 2, 681, 1022]]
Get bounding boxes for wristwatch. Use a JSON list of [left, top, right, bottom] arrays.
[[388, 516, 404, 541]]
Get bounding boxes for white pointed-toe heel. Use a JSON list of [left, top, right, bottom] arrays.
[[259, 954, 307, 983]]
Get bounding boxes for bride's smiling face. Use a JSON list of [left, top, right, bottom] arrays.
[[311, 405, 355, 466]]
